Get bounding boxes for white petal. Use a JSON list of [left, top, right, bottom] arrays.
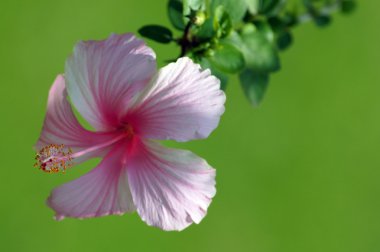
[[125, 57, 225, 142], [47, 142, 135, 220], [127, 139, 216, 231], [65, 33, 156, 130], [35, 75, 118, 163]]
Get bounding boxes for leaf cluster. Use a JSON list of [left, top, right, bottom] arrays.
[[139, 0, 357, 106]]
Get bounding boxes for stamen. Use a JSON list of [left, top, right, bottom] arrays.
[[34, 144, 72, 174], [34, 129, 134, 174]]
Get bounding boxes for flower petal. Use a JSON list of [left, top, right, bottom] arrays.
[[47, 142, 135, 220], [125, 57, 226, 142], [65, 33, 156, 130], [35, 75, 118, 163], [127, 139, 216, 231]]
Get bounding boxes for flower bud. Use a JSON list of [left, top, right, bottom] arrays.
[[194, 11, 206, 26]]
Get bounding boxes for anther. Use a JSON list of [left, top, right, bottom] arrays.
[[34, 144, 72, 174]]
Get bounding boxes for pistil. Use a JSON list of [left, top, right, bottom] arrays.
[[35, 127, 134, 173]]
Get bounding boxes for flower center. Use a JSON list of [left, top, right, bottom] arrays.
[[34, 144, 73, 173], [123, 123, 134, 138]]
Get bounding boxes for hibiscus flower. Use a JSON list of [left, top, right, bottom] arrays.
[[34, 33, 226, 231]]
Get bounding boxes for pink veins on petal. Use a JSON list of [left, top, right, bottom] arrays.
[[35, 33, 226, 231]]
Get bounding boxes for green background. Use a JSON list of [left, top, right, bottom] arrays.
[[1, 1, 379, 251]]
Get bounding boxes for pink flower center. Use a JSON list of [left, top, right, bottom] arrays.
[[122, 123, 134, 138]]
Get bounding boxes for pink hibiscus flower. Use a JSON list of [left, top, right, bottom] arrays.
[[35, 33, 226, 231]]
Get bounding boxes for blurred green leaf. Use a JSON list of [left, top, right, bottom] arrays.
[[314, 15, 331, 27], [184, 0, 204, 11], [168, 0, 186, 30], [246, 0, 280, 15], [268, 16, 284, 31], [282, 12, 298, 27], [239, 68, 269, 106], [138, 25, 173, 43], [260, 0, 280, 14], [277, 31, 293, 51], [245, 0, 260, 14], [196, 18, 216, 41], [200, 57, 229, 90], [232, 24, 280, 73], [214, 5, 232, 38], [303, 0, 313, 9], [211, 0, 247, 24], [254, 21, 275, 44], [183, 0, 207, 18], [194, 4, 232, 41], [209, 42, 245, 73], [341, 0, 357, 14]]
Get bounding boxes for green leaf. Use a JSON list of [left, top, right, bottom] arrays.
[[341, 0, 357, 14], [214, 5, 232, 38], [314, 15, 331, 27], [184, 0, 204, 11], [276, 31, 293, 51], [254, 21, 275, 44], [194, 4, 232, 41], [183, 0, 207, 18], [246, 0, 280, 15], [260, 0, 280, 15], [196, 18, 216, 41], [211, 0, 248, 25], [230, 24, 280, 73], [303, 0, 313, 9], [168, 0, 186, 30], [282, 12, 298, 27], [245, 0, 260, 15], [199, 57, 229, 90], [268, 16, 284, 31], [208, 42, 245, 73], [239, 68, 270, 106], [138, 25, 173, 43]]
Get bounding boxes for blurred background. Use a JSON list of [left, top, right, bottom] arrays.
[[1, 0, 379, 251]]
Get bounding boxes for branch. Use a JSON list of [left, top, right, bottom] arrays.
[[179, 22, 193, 57]]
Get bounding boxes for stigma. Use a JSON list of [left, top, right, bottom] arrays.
[[34, 144, 73, 173]]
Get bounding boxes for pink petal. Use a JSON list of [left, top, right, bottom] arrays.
[[65, 33, 156, 131], [47, 142, 135, 220], [127, 139, 216, 231], [35, 75, 119, 163], [125, 57, 226, 142]]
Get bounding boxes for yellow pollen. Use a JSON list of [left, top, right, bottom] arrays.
[[34, 144, 72, 174]]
